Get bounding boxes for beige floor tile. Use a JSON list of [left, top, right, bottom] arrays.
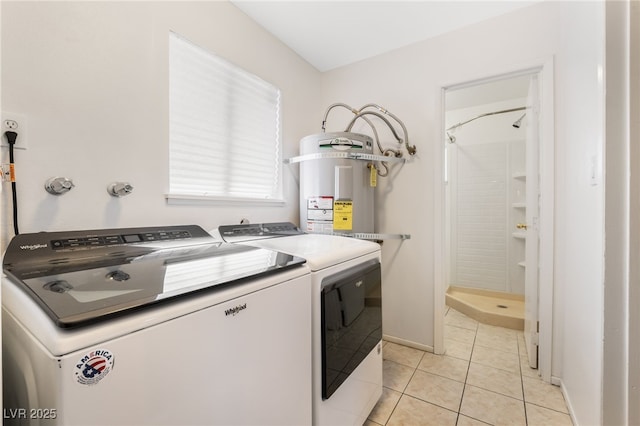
[[445, 310, 479, 331], [444, 338, 473, 361], [457, 414, 492, 425], [466, 362, 523, 400], [519, 351, 531, 365], [418, 352, 469, 383], [387, 394, 458, 426], [445, 324, 477, 345], [404, 369, 464, 412], [383, 359, 415, 392], [460, 385, 526, 425], [376, 310, 571, 426], [368, 386, 402, 425], [478, 323, 518, 339], [383, 342, 425, 368], [522, 376, 569, 413], [471, 345, 521, 374], [474, 332, 519, 354], [520, 360, 541, 379], [517, 332, 527, 354], [526, 403, 574, 426]]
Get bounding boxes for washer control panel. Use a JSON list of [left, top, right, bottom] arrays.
[[3, 225, 211, 271], [50, 230, 193, 250]]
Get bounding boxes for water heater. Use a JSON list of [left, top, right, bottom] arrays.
[[299, 132, 375, 234]]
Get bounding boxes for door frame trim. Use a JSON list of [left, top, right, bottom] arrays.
[[434, 57, 555, 383]]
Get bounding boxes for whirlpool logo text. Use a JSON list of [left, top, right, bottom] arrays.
[[20, 243, 47, 251], [225, 303, 247, 317]]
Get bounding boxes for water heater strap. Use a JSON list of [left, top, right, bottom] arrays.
[[284, 152, 406, 165]]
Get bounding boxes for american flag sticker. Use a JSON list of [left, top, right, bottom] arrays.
[[75, 349, 115, 386]]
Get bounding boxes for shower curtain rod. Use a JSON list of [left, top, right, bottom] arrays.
[[446, 106, 526, 132]]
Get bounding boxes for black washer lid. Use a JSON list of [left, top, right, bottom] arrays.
[[3, 225, 305, 328]]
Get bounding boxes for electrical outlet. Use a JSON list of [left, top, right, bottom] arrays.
[[4, 120, 18, 130], [1, 112, 28, 150], [0, 164, 11, 182]]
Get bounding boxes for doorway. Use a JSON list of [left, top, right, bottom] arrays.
[[435, 63, 555, 383]]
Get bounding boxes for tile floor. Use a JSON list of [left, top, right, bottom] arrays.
[[365, 307, 573, 426]]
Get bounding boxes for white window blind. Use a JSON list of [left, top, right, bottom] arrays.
[[169, 32, 282, 202]]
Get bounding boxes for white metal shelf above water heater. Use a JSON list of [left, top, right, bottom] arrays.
[[291, 132, 410, 241]]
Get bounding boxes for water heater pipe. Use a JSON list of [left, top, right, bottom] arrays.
[[321, 103, 358, 132], [321, 102, 416, 157], [320, 103, 393, 176], [349, 103, 416, 156]]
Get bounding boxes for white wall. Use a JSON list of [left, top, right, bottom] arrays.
[[0, 1, 321, 253], [629, 3, 640, 424], [627, 3, 640, 424], [446, 99, 527, 295], [321, 2, 604, 424], [603, 1, 629, 423], [450, 141, 511, 292], [603, 1, 639, 425]]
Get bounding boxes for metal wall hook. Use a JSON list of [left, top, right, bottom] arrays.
[[107, 182, 134, 197], [44, 177, 74, 195]]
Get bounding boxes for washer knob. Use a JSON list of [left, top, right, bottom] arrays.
[[106, 270, 131, 282], [44, 280, 73, 293]]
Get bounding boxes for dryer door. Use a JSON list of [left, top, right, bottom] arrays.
[[320, 259, 382, 399]]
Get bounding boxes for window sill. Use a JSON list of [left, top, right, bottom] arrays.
[[166, 193, 286, 206]]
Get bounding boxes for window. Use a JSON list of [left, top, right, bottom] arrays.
[[168, 32, 282, 202]]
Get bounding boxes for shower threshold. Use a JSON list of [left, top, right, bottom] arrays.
[[446, 286, 524, 330]]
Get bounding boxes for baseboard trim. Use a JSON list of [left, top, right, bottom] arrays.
[[383, 334, 434, 353], [556, 378, 579, 426]]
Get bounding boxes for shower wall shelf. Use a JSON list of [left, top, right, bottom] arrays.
[[513, 173, 526, 180], [512, 232, 526, 239], [284, 151, 406, 165], [518, 261, 526, 268], [512, 203, 526, 209]]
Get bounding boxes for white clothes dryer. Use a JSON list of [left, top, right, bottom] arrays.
[[218, 222, 382, 426]]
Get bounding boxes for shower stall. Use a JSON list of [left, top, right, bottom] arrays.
[[444, 74, 540, 333]]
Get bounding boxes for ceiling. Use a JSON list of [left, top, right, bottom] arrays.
[[231, 1, 539, 72]]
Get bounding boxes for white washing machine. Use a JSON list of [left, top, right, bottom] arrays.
[[218, 222, 382, 426], [2, 225, 312, 426]]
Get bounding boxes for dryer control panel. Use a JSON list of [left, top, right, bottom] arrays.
[[219, 222, 303, 243]]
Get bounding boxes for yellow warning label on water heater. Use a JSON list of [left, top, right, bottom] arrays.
[[333, 201, 353, 231], [369, 164, 377, 187]]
